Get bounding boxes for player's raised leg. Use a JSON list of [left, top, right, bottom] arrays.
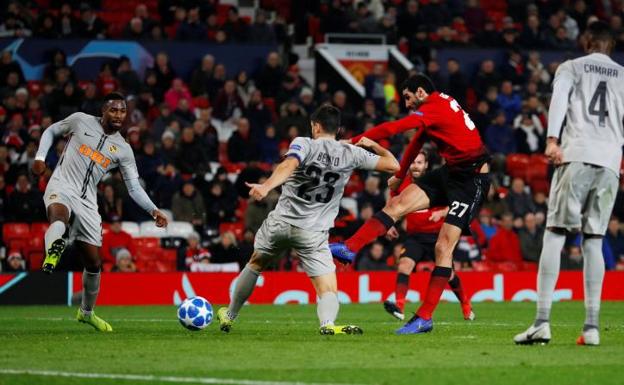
[[75, 241, 112, 332], [311, 273, 362, 335], [397, 223, 460, 334], [331, 184, 431, 262], [42, 203, 69, 274], [217, 252, 263, 333]]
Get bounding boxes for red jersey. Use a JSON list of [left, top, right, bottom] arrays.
[[396, 175, 446, 235], [351, 92, 486, 178]]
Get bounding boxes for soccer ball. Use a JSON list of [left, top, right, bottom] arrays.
[[177, 296, 213, 331]]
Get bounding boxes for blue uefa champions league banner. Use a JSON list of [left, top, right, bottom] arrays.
[[0, 38, 276, 82]]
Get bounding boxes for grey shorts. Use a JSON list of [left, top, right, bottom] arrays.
[[547, 162, 619, 235], [43, 185, 102, 247], [254, 212, 335, 277]]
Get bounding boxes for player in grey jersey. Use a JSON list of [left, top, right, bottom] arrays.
[[32, 92, 168, 332], [216, 104, 399, 335], [515, 21, 624, 346]]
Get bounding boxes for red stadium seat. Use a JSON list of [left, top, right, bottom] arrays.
[[24, 236, 44, 256], [27, 80, 42, 98], [235, 198, 248, 219], [30, 222, 49, 237], [219, 222, 245, 240], [505, 153, 529, 180], [526, 154, 549, 182], [133, 237, 161, 250], [3, 223, 30, 244], [28, 252, 44, 271]]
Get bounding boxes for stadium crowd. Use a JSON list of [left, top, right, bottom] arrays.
[[0, 0, 624, 273]]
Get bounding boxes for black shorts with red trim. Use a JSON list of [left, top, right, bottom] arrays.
[[400, 233, 437, 263], [415, 162, 491, 235]]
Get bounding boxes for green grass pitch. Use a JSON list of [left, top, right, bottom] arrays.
[[0, 302, 622, 385]]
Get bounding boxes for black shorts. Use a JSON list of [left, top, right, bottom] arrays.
[[415, 163, 491, 235], [400, 233, 437, 263]]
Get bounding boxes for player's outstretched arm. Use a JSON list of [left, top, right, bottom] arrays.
[[246, 156, 300, 201], [351, 114, 424, 143], [545, 63, 574, 165], [33, 118, 73, 175], [354, 137, 399, 174], [124, 177, 169, 227]]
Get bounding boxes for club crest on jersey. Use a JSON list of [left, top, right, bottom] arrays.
[[108, 145, 118, 153]]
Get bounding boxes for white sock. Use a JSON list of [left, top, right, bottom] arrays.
[[227, 265, 260, 319], [582, 237, 604, 330], [317, 292, 339, 327], [44, 221, 66, 251], [535, 229, 566, 325], [81, 269, 101, 313]]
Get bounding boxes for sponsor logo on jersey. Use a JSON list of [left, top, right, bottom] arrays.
[[78, 143, 111, 169], [48, 193, 57, 200]]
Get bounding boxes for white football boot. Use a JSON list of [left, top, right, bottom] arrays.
[[514, 322, 551, 345], [576, 328, 600, 346]]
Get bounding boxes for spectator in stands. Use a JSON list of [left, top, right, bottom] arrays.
[[7, 173, 44, 222], [237, 229, 254, 268], [0, 52, 24, 88], [204, 181, 237, 228], [276, 74, 303, 110], [446, 58, 467, 105], [332, 90, 357, 133], [244, 174, 278, 233], [35, 12, 59, 39], [222, 6, 249, 42], [192, 119, 218, 162], [475, 59, 502, 97], [364, 64, 386, 112], [214, 80, 244, 121], [249, 9, 276, 43], [0, 13, 31, 38], [165, 78, 193, 112], [153, 163, 182, 210], [101, 216, 135, 267], [4, 250, 25, 272], [172, 98, 195, 127], [123, 17, 146, 40], [235, 70, 255, 107], [189, 252, 213, 272], [57, 3, 80, 38], [514, 112, 544, 154], [259, 125, 280, 164], [357, 176, 385, 213], [478, 208, 497, 243], [184, 231, 211, 270], [117, 57, 141, 96], [228, 118, 259, 163], [464, 0, 486, 34], [561, 245, 583, 270], [190, 54, 215, 97], [177, 6, 206, 41], [134, 3, 157, 32], [487, 212, 523, 266], [485, 110, 516, 155], [245, 90, 273, 137], [497, 80, 522, 123], [357, 242, 391, 271], [172, 181, 206, 228], [518, 212, 543, 263], [150, 52, 176, 99], [111, 248, 137, 273], [397, 0, 424, 39], [136, 140, 163, 192], [606, 217, 624, 264], [98, 184, 123, 221], [210, 231, 240, 264], [548, 25, 576, 50], [78, 3, 107, 39], [255, 52, 283, 99], [176, 126, 209, 174], [506, 177, 535, 219]]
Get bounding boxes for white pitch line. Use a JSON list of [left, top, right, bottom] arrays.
[[0, 368, 364, 385]]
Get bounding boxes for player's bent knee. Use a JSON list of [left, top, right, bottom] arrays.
[[398, 258, 415, 273]]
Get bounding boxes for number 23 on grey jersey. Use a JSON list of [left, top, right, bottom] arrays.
[[272, 137, 380, 231]]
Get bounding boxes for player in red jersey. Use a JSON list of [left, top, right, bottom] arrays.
[[383, 150, 474, 322], [330, 74, 490, 334]]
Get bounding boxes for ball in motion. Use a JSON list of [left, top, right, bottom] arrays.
[[177, 296, 213, 330]]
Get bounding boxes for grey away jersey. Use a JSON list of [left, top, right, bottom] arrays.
[[46, 112, 140, 208], [272, 137, 380, 231], [554, 53, 624, 174]]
